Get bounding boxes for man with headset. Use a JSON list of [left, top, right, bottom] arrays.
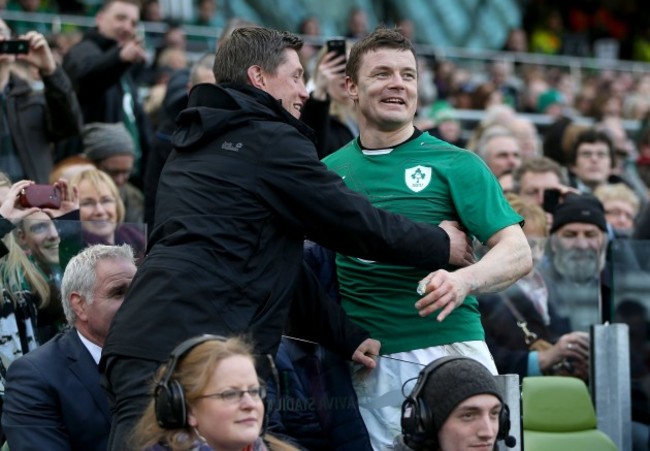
[[395, 356, 515, 451]]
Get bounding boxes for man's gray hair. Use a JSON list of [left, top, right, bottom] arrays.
[[61, 244, 135, 327], [475, 125, 517, 160]]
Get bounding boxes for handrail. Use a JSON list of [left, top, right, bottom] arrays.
[[4, 9, 650, 75], [451, 109, 640, 133], [4, 10, 650, 74]]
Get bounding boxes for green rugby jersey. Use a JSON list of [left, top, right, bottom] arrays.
[[323, 133, 523, 354]]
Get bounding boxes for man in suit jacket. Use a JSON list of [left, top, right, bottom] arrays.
[[2, 244, 137, 451]]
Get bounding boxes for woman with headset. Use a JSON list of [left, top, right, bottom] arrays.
[[132, 335, 297, 451]]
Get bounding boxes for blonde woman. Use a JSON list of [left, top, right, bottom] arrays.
[[594, 183, 640, 236], [69, 169, 145, 255], [0, 179, 51, 386]]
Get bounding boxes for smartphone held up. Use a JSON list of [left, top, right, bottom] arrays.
[[19, 184, 62, 209], [0, 39, 29, 55], [326, 38, 346, 61]]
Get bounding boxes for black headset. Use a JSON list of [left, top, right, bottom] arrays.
[[400, 356, 514, 450], [154, 334, 227, 429]]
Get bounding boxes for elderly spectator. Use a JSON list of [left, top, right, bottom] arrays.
[[538, 194, 609, 332], [2, 244, 136, 451], [480, 195, 590, 382], [475, 125, 522, 178]]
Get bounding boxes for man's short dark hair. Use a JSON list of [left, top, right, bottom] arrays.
[[101, 0, 141, 11], [213, 27, 303, 85], [346, 26, 416, 84], [569, 128, 615, 167]]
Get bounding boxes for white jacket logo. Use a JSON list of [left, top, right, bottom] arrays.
[[222, 141, 243, 151], [404, 165, 431, 193]]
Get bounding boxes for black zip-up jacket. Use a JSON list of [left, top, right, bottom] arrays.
[[63, 28, 151, 178], [5, 68, 82, 183], [103, 83, 451, 363]]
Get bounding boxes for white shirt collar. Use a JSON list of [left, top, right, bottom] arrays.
[[77, 330, 102, 365]]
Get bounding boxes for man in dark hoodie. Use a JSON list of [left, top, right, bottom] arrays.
[[63, 0, 151, 186], [101, 26, 474, 450]]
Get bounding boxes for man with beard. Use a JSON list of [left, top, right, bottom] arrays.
[[539, 194, 609, 332]]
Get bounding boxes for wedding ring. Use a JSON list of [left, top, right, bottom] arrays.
[[567, 343, 573, 350]]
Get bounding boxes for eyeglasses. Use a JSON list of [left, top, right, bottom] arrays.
[[79, 197, 116, 209], [605, 209, 635, 221], [577, 150, 609, 160], [197, 386, 267, 403]]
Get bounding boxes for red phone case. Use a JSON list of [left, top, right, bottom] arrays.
[[19, 185, 62, 209]]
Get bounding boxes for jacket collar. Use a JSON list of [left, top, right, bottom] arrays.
[[84, 27, 119, 51]]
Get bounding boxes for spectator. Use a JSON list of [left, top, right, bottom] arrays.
[[69, 168, 146, 255], [345, 7, 369, 39], [0, 19, 83, 184], [12, 210, 66, 341], [141, 0, 163, 23], [63, 0, 152, 186], [594, 183, 640, 236], [132, 335, 298, 451], [296, 16, 320, 76], [510, 117, 541, 159], [5, 0, 54, 35], [597, 117, 649, 205], [537, 89, 566, 118], [474, 125, 522, 178], [7, 177, 78, 343], [425, 104, 466, 148], [530, 8, 564, 55], [538, 194, 609, 332], [395, 356, 514, 451], [142, 53, 215, 229], [322, 28, 531, 448], [0, 181, 47, 390], [300, 43, 356, 159], [2, 244, 136, 451], [486, 60, 520, 108], [193, 0, 223, 29], [568, 128, 620, 193], [49, 154, 96, 185], [479, 195, 589, 381], [101, 26, 472, 451], [513, 156, 569, 207], [502, 27, 528, 52], [83, 122, 145, 224]]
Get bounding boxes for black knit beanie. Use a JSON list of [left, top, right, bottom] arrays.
[[422, 357, 502, 434], [550, 194, 607, 234]]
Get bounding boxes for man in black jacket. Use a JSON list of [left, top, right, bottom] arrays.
[[63, 0, 151, 185], [101, 27, 473, 451], [0, 20, 82, 183]]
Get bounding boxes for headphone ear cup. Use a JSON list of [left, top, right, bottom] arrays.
[[401, 396, 418, 436], [497, 403, 511, 441], [155, 379, 187, 429], [416, 397, 433, 437], [401, 396, 434, 450]]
